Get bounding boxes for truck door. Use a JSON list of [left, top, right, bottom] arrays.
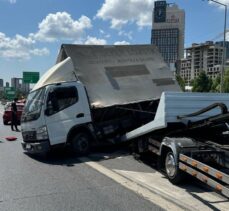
[[44, 84, 90, 145]]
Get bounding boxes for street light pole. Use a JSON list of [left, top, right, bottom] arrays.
[[222, 3, 227, 92], [207, 0, 227, 92]]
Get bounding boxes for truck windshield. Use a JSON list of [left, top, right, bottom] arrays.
[[22, 88, 45, 122]]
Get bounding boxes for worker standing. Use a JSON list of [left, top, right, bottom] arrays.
[[11, 98, 19, 131]]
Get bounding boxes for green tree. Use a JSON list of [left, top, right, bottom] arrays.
[[16, 89, 25, 99], [223, 69, 229, 93], [0, 91, 6, 100], [176, 75, 185, 91], [211, 75, 220, 92], [192, 71, 212, 92]]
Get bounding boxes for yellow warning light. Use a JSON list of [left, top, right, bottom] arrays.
[[180, 156, 188, 162], [202, 166, 209, 172], [215, 185, 222, 192], [216, 173, 223, 180], [181, 166, 187, 171], [191, 171, 197, 177], [191, 161, 197, 167]]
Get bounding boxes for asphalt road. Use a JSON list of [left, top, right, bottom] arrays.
[[0, 104, 165, 211], [0, 103, 228, 211]]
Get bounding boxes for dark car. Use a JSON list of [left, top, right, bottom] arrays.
[[3, 102, 25, 125]]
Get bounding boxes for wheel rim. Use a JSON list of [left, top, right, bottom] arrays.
[[77, 136, 89, 153], [165, 153, 176, 178]]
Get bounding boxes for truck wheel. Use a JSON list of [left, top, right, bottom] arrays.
[[72, 132, 90, 156], [165, 151, 184, 184]]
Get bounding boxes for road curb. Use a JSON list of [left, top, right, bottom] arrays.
[[80, 156, 194, 211], [114, 170, 197, 211]]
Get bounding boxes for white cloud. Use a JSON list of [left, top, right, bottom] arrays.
[[111, 19, 128, 29], [208, 0, 229, 9], [31, 12, 92, 42], [96, 0, 155, 29], [99, 29, 105, 34], [8, 0, 16, 4], [114, 41, 130, 45], [118, 30, 133, 40], [85, 36, 107, 45], [30, 48, 49, 56], [211, 0, 229, 5], [0, 10, 127, 60], [0, 11, 92, 60], [99, 29, 111, 38], [105, 34, 111, 38], [0, 32, 49, 60]]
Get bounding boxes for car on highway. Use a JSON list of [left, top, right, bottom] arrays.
[[3, 102, 25, 125]]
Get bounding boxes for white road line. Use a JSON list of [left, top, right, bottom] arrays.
[[114, 170, 229, 211], [79, 157, 186, 211]]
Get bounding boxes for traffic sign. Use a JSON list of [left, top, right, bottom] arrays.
[[23, 72, 39, 83], [4, 87, 15, 92], [5, 91, 16, 100], [4, 87, 16, 100]]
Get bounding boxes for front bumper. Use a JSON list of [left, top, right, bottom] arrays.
[[21, 140, 50, 154]]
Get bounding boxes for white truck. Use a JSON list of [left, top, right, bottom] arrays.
[[21, 44, 180, 154], [21, 44, 229, 197]]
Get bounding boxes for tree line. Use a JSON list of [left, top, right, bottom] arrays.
[[176, 68, 229, 93]]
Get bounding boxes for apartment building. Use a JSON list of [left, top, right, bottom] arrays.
[[177, 41, 224, 84]]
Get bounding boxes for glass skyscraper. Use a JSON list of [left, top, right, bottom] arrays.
[[151, 1, 185, 67]]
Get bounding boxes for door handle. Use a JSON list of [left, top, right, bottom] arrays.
[[76, 113, 84, 118]]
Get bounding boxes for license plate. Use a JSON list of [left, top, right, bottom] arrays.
[[26, 144, 31, 149]]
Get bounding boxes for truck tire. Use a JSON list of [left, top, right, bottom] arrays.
[[165, 150, 184, 184], [72, 132, 90, 156]]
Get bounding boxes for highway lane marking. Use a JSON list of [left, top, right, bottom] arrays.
[[114, 170, 229, 211], [79, 157, 186, 211]]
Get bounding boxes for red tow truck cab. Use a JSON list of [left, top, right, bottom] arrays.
[[3, 102, 25, 125]]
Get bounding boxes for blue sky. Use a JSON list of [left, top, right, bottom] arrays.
[[0, 0, 229, 84]]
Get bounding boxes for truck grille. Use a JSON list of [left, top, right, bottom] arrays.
[[22, 131, 37, 143]]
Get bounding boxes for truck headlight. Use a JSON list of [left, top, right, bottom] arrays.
[[36, 126, 48, 140]]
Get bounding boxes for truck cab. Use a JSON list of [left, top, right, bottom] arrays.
[[21, 81, 91, 153]]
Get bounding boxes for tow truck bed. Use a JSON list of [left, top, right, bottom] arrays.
[[122, 92, 229, 141]]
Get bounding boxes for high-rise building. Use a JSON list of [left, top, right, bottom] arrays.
[[0, 79, 3, 92], [215, 41, 229, 60], [0, 79, 3, 87], [11, 77, 30, 94], [21, 83, 30, 94], [6, 82, 9, 88], [151, 1, 185, 67], [177, 41, 224, 85], [11, 77, 21, 90]]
